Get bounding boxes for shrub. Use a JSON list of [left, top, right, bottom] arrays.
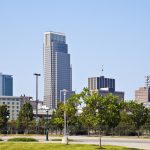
[[51, 139, 62, 141], [0, 139, 3, 141], [8, 138, 38, 142], [51, 138, 74, 142]]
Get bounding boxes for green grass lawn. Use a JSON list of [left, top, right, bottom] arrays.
[[0, 143, 141, 150]]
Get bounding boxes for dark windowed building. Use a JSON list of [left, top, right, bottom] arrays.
[[88, 76, 115, 91], [88, 76, 124, 100]]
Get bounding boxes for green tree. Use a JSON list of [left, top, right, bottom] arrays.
[[127, 101, 148, 137], [103, 94, 121, 136], [81, 88, 122, 148], [66, 94, 81, 135], [17, 102, 34, 134], [51, 103, 64, 134], [116, 110, 135, 136], [8, 120, 17, 134], [143, 108, 150, 135], [0, 105, 9, 133], [81, 89, 105, 148], [80, 88, 96, 135]]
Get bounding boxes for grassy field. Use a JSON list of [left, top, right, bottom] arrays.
[[0, 143, 141, 150]]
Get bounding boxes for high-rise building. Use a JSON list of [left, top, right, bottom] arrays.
[[88, 76, 124, 100], [0, 73, 13, 96], [43, 31, 73, 109]]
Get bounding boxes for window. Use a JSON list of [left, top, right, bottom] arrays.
[[12, 102, 14, 105], [3, 102, 5, 104], [7, 102, 10, 104]]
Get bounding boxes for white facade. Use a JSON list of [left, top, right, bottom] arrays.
[[43, 31, 72, 109], [0, 96, 20, 120], [0, 96, 31, 120]]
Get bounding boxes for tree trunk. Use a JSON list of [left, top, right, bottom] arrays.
[[88, 127, 90, 136], [111, 128, 114, 137], [138, 130, 140, 138], [56, 128, 57, 135], [99, 126, 102, 149]]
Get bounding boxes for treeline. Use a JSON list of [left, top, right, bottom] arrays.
[[0, 88, 150, 136]]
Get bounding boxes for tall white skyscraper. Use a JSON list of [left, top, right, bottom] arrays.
[[43, 31, 73, 109]]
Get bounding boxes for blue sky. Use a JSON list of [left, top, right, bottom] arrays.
[[0, 0, 150, 100]]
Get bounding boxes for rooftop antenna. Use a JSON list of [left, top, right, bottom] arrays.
[[145, 75, 150, 88], [101, 65, 104, 76]]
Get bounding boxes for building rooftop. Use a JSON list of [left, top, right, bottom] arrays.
[[44, 31, 65, 36]]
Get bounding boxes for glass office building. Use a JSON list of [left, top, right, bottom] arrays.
[[0, 73, 13, 96], [43, 31, 72, 109]]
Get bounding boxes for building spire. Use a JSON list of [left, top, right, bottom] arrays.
[[101, 65, 104, 76]]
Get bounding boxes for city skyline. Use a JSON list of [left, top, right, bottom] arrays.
[[0, 1, 150, 100]]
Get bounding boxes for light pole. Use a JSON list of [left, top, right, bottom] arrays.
[[61, 89, 68, 144], [45, 108, 49, 141], [34, 73, 41, 134], [6, 115, 9, 134]]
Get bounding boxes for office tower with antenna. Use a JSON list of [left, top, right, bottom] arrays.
[[88, 72, 124, 100], [135, 75, 150, 103]]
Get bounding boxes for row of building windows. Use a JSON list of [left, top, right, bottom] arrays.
[[0, 98, 20, 101], [7, 106, 19, 109], [1, 101, 19, 105], [8, 109, 19, 113]]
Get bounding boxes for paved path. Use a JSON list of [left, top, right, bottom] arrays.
[[1, 135, 150, 150], [70, 136, 150, 150]]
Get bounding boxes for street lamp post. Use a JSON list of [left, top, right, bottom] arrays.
[[61, 89, 68, 144], [6, 115, 9, 134], [46, 109, 49, 141], [34, 73, 41, 134]]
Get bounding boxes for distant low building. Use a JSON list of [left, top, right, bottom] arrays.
[[29, 100, 43, 110], [97, 88, 124, 100], [135, 87, 150, 103], [33, 104, 53, 118], [143, 102, 150, 108], [60, 91, 75, 102]]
